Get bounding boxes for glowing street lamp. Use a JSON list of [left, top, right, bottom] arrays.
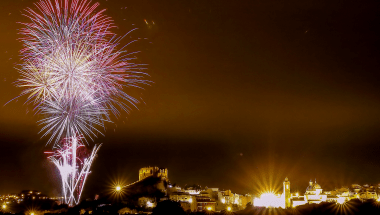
[[207, 207, 212, 211], [2, 204, 6, 210], [114, 185, 124, 205], [227, 206, 232, 211]]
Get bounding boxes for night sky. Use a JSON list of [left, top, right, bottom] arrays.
[[1, 0, 380, 198]]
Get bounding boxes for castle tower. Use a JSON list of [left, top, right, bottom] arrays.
[[139, 167, 168, 181], [283, 177, 291, 208]]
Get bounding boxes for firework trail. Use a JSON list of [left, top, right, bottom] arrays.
[[16, 0, 148, 205], [45, 137, 101, 205]]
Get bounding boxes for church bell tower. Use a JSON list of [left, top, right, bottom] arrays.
[[283, 177, 291, 208]]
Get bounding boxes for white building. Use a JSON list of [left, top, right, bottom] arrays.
[[304, 180, 327, 203]]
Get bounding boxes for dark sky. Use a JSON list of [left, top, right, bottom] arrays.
[[0, 0, 380, 198]]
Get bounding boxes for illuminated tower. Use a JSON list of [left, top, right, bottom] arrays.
[[283, 177, 291, 208], [139, 167, 168, 181]]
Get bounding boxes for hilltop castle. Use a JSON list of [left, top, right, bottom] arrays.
[[139, 166, 168, 181]]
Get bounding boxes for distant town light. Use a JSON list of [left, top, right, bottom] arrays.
[[2, 205, 6, 209], [147, 201, 153, 208], [253, 192, 285, 208], [227, 206, 231, 211], [337, 197, 345, 204]]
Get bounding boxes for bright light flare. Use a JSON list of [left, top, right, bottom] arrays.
[[147, 201, 154, 208], [337, 197, 345, 205], [253, 191, 285, 208], [331, 199, 357, 215], [107, 176, 131, 201]]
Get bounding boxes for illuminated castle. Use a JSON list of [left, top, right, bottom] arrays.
[[139, 166, 168, 181]]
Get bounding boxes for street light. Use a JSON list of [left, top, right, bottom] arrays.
[[114, 185, 124, 206], [227, 206, 231, 211], [2, 205, 6, 209]]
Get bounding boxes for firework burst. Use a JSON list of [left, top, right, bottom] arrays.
[[16, 0, 148, 206]]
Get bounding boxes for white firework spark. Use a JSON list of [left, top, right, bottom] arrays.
[[15, 0, 149, 206]]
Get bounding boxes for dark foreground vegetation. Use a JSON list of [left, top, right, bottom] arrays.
[[1, 199, 380, 215], [237, 200, 380, 215]]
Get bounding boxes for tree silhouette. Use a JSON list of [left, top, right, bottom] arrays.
[[152, 200, 186, 215]]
